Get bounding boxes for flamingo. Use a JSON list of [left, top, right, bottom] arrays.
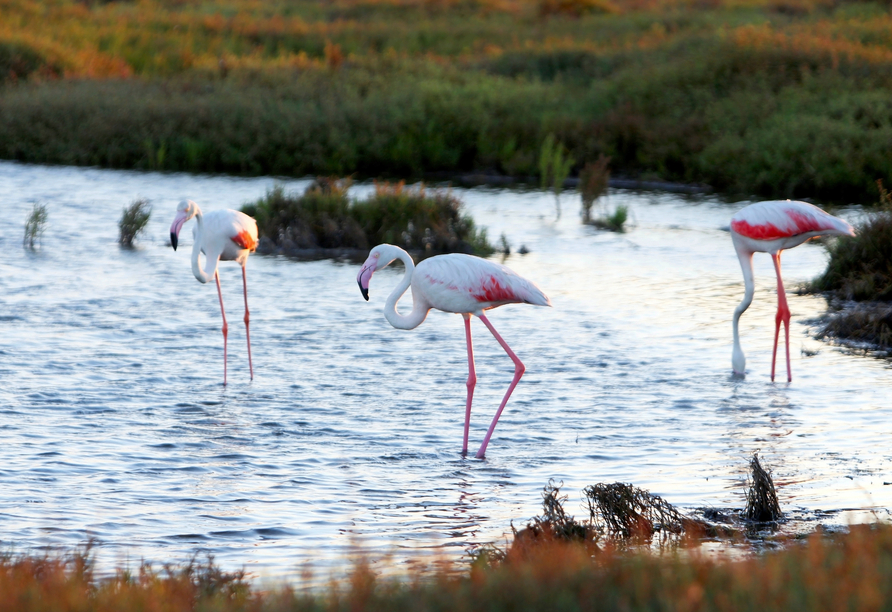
[[357, 244, 551, 458], [731, 200, 854, 381], [170, 200, 258, 385]]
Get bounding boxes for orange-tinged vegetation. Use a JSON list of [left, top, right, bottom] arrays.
[[3, 524, 892, 611], [2, 0, 892, 200]]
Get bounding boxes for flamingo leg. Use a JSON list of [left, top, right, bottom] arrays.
[[475, 313, 525, 459], [215, 270, 228, 386], [770, 252, 792, 382], [242, 264, 253, 381], [462, 314, 476, 456]]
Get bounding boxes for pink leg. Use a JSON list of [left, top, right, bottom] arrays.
[[462, 314, 476, 456], [770, 252, 792, 382], [216, 271, 228, 386], [242, 264, 253, 381], [475, 313, 525, 459]]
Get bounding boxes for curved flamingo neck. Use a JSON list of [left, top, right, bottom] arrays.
[[189, 207, 213, 284], [732, 245, 754, 374], [383, 249, 429, 330]]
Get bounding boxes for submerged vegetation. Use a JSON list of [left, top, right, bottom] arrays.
[[1, 0, 892, 200], [22, 202, 47, 249], [118, 198, 152, 247], [241, 179, 493, 257]]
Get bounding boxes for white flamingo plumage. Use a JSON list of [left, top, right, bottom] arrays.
[[170, 200, 258, 385], [731, 200, 854, 381], [357, 244, 551, 458]]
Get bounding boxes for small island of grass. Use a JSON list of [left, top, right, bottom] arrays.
[[809, 181, 892, 352], [241, 178, 493, 260]]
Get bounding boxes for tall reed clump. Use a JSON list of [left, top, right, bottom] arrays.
[[118, 198, 152, 247], [23, 202, 47, 249], [242, 179, 493, 257], [578, 155, 616, 226]]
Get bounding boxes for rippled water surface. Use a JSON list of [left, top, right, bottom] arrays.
[[1, 161, 890, 580]]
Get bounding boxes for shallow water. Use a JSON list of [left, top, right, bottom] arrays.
[[0, 161, 890, 581]]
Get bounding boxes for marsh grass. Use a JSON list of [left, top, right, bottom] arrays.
[[22, 202, 47, 249], [5, 0, 892, 199], [590, 204, 628, 232], [118, 198, 152, 247], [242, 179, 493, 257], [9, 518, 892, 611]]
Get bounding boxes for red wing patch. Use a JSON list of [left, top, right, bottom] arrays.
[[731, 209, 833, 241], [472, 275, 518, 303], [232, 229, 257, 251]]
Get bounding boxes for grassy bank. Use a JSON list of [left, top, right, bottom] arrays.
[[4, 523, 892, 611], [241, 179, 493, 257], [809, 181, 892, 350], [2, 0, 892, 201]]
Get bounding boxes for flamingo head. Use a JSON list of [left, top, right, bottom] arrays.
[[357, 244, 401, 301], [169, 200, 198, 251]]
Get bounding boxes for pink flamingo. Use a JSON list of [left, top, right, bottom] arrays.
[[357, 244, 551, 458], [731, 200, 854, 381], [170, 200, 258, 385]]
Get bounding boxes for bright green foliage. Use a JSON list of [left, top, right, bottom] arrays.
[[244, 180, 493, 257], [592, 204, 628, 232]]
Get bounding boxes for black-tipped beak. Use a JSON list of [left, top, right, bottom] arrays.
[[170, 232, 178, 251], [359, 281, 369, 301]]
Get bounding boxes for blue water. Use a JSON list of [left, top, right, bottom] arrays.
[[0, 161, 889, 581]]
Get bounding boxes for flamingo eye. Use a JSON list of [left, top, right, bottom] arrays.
[[373, 253, 380, 258]]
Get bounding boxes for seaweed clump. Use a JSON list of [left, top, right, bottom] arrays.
[[744, 454, 783, 523], [242, 178, 492, 258]]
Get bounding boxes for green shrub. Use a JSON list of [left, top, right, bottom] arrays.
[[810, 181, 892, 302], [243, 179, 493, 257]]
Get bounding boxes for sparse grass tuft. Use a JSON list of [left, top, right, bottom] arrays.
[[579, 156, 610, 224], [118, 198, 152, 247], [744, 454, 782, 523], [590, 204, 628, 232], [23, 202, 47, 249]]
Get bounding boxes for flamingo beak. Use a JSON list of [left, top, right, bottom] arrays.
[[169, 212, 188, 251], [357, 262, 375, 301]]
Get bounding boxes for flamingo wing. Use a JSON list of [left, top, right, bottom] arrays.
[[731, 200, 853, 241], [415, 254, 550, 313]]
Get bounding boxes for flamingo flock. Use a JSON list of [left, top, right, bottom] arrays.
[[167, 196, 855, 457]]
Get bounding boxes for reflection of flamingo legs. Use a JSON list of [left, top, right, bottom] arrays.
[[770, 253, 791, 383], [476, 313, 525, 459]]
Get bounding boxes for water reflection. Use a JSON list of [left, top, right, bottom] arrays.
[[0, 162, 889, 580]]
